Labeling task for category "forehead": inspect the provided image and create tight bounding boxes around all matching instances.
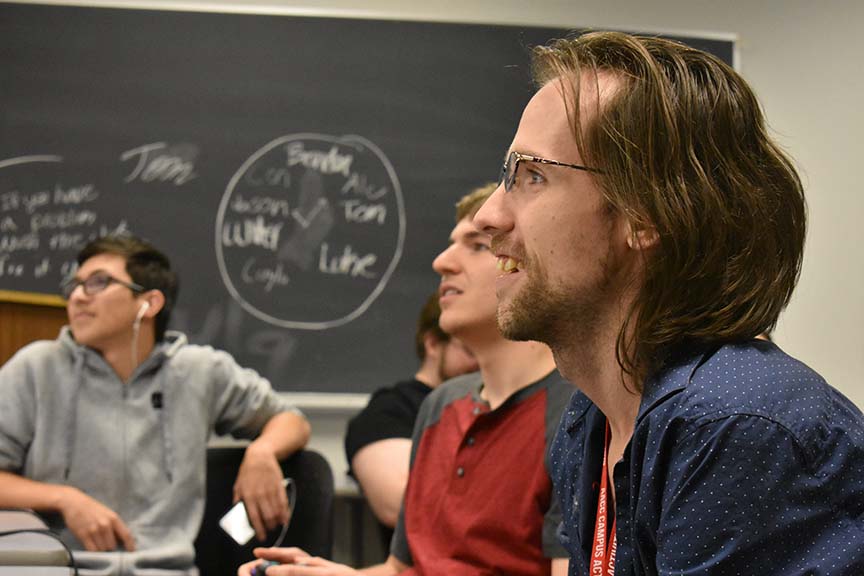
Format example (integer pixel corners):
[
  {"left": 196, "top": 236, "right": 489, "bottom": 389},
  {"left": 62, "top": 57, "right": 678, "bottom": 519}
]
[
  {"left": 512, "top": 73, "right": 613, "bottom": 160},
  {"left": 449, "top": 216, "right": 486, "bottom": 242},
  {"left": 77, "top": 253, "right": 129, "bottom": 278},
  {"left": 514, "top": 82, "right": 577, "bottom": 159}
]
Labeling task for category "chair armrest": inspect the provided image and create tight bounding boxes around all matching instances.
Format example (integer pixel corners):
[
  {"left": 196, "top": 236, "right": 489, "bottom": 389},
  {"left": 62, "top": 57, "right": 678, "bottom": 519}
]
[{"left": 0, "top": 509, "right": 71, "bottom": 567}]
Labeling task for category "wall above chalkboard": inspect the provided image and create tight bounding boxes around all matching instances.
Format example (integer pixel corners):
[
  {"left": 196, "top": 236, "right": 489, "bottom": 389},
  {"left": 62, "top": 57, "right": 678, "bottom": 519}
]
[{"left": 0, "top": 2, "right": 733, "bottom": 394}]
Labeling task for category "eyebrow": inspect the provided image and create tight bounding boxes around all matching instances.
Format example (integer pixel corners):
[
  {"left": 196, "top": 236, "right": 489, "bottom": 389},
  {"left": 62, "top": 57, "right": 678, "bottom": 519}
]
[
  {"left": 73, "top": 268, "right": 110, "bottom": 281},
  {"left": 458, "top": 230, "right": 490, "bottom": 243}
]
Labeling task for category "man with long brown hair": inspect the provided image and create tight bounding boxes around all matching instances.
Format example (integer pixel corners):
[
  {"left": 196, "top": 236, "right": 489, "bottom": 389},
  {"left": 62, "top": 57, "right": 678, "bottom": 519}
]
[
  {"left": 475, "top": 31, "right": 864, "bottom": 575},
  {"left": 240, "top": 184, "right": 571, "bottom": 575}
]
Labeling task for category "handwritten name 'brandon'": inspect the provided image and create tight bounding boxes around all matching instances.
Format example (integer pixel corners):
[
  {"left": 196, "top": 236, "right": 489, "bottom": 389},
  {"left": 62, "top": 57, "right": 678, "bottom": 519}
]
[{"left": 284, "top": 143, "right": 353, "bottom": 177}]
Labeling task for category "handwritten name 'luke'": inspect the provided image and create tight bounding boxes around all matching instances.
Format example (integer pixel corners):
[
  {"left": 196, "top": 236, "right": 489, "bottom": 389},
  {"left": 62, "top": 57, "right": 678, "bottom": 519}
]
[{"left": 319, "top": 242, "right": 376, "bottom": 278}]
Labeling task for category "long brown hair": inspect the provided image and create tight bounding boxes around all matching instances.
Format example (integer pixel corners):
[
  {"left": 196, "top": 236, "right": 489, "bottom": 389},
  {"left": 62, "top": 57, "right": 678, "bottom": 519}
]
[{"left": 532, "top": 32, "right": 806, "bottom": 386}]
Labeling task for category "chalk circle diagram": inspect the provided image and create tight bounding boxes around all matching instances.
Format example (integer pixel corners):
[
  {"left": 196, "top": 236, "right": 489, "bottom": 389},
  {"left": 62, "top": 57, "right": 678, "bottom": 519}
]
[{"left": 216, "top": 134, "right": 405, "bottom": 330}]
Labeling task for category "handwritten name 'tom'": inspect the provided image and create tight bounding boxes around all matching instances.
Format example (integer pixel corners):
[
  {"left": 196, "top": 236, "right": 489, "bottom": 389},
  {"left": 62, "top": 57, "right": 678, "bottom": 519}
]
[
  {"left": 341, "top": 200, "right": 386, "bottom": 225},
  {"left": 121, "top": 142, "right": 196, "bottom": 185}
]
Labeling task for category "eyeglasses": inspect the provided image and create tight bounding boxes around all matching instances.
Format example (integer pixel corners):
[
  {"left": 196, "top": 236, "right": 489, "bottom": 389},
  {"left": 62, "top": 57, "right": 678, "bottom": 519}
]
[
  {"left": 500, "top": 150, "right": 603, "bottom": 192},
  {"left": 60, "top": 273, "right": 144, "bottom": 300}
]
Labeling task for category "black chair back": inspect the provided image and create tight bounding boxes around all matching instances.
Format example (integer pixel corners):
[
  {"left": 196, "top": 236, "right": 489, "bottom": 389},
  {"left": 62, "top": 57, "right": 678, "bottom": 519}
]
[{"left": 194, "top": 448, "right": 334, "bottom": 576}]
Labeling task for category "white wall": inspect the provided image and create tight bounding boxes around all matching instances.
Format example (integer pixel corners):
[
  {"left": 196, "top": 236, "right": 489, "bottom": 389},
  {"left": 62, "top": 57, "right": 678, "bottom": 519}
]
[{"left": 15, "top": 0, "right": 864, "bottom": 478}]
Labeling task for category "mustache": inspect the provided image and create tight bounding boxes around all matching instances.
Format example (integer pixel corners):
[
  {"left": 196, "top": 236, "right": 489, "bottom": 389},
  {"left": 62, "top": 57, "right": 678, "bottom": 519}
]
[{"left": 491, "top": 238, "right": 529, "bottom": 265}]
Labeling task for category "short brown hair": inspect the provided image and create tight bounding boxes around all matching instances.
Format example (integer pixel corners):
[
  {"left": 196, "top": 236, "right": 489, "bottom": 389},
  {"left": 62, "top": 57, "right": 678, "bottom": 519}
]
[
  {"left": 456, "top": 182, "right": 498, "bottom": 222},
  {"left": 532, "top": 32, "right": 806, "bottom": 384},
  {"left": 415, "top": 292, "right": 448, "bottom": 360},
  {"left": 77, "top": 235, "right": 179, "bottom": 341}
]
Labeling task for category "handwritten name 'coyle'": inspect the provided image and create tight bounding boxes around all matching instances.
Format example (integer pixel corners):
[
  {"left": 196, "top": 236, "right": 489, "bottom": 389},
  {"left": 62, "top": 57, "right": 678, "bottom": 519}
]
[{"left": 285, "top": 143, "right": 353, "bottom": 177}]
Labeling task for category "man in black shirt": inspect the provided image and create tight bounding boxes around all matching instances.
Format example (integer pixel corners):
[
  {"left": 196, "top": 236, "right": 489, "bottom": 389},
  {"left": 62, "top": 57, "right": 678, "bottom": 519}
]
[{"left": 344, "top": 293, "right": 477, "bottom": 531}]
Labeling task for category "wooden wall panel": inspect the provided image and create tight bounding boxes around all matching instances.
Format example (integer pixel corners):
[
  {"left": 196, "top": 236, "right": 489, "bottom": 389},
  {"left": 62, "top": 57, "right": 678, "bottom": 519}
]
[{"left": 0, "top": 301, "right": 67, "bottom": 366}]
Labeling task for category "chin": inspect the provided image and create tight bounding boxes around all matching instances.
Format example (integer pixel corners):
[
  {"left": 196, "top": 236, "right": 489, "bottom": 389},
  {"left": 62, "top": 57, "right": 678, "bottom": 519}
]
[
  {"left": 496, "top": 304, "right": 550, "bottom": 344},
  {"left": 70, "top": 328, "right": 103, "bottom": 350}
]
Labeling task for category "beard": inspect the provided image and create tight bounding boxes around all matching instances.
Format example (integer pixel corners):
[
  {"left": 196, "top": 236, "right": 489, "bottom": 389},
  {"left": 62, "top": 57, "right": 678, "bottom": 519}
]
[{"left": 496, "top": 246, "right": 620, "bottom": 348}]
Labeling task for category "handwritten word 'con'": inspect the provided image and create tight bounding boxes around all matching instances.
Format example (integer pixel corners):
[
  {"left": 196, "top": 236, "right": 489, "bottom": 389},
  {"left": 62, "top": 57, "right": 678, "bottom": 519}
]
[
  {"left": 318, "top": 242, "right": 376, "bottom": 278},
  {"left": 285, "top": 143, "right": 353, "bottom": 177},
  {"left": 121, "top": 142, "right": 196, "bottom": 185},
  {"left": 222, "top": 217, "right": 284, "bottom": 251},
  {"left": 243, "top": 165, "right": 291, "bottom": 189}
]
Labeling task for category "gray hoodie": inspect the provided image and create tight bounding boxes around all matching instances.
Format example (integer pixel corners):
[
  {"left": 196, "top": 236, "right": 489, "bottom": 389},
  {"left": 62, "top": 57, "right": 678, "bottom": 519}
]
[{"left": 0, "top": 327, "right": 297, "bottom": 575}]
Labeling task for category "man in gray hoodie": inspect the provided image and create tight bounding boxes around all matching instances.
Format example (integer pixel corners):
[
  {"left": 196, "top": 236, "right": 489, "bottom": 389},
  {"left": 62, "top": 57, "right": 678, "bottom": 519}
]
[{"left": 0, "top": 235, "right": 311, "bottom": 575}]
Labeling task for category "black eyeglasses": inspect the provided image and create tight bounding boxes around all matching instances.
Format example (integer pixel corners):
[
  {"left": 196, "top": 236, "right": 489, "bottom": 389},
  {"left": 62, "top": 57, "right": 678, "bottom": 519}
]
[
  {"left": 500, "top": 150, "right": 603, "bottom": 192},
  {"left": 60, "top": 273, "right": 144, "bottom": 300}
]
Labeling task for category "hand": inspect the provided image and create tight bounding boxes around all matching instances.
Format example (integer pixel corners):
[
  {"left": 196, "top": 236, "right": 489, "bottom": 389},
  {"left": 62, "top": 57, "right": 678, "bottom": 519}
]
[
  {"left": 233, "top": 444, "right": 290, "bottom": 540},
  {"left": 57, "top": 486, "right": 135, "bottom": 552},
  {"left": 238, "top": 548, "right": 359, "bottom": 576}
]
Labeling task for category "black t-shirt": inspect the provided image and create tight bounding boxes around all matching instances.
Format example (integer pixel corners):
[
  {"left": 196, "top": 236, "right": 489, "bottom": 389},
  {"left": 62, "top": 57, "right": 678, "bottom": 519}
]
[{"left": 344, "top": 378, "right": 433, "bottom": 476}]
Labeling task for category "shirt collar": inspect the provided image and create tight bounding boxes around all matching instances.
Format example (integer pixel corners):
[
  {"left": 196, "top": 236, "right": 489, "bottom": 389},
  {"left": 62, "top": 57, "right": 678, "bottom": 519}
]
[
  {"left": 562, "top": 388, "right": 595, "bottom": 434},
  {"left": 636, "top": 345, "right": 719, "bottom": 425},
  {"left": 472, "top": 369, "right": 559, "bottom": 412}
]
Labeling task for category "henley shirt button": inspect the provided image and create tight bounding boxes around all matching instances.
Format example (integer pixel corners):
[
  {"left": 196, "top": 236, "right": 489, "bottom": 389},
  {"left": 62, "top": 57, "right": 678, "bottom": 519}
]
[
  {"left": 472, "top": 406, "right": 481, "bottom": 415},
  {"left": 466, "top": 436, "right": 475, "bottom": 446},
  {"left": 456, "top": 467, "right": 465, "bottom": 477}
]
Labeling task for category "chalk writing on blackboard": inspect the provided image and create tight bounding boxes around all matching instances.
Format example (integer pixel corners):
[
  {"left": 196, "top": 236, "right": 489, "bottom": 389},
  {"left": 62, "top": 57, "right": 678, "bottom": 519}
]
[
  {"left": 120, "top": 142, "right": 199, "bottom": 185},
  {"left": 215, "top": 134, "right": 405, "bottom": 330},
  {"left": 0, "top": 155, "right": 131, "bottom": 290}
]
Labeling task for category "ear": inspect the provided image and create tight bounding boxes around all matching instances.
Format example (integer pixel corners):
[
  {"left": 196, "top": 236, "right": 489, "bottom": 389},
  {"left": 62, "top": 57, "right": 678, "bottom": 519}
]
[
  {"left": 139, "top": 289, "right": 166, "bottom": 318},
  {"left": 625, "top": 221, "right": 659, "bottom": 251},
  {"left": 422, "top": 331, "right": 444, "bottom": 361}
]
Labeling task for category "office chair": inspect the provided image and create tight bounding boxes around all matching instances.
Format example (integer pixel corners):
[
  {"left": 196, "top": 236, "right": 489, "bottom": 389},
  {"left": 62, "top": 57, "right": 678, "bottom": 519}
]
[{"left": 194, "top": 448, "right": 334, "bottom": 576}]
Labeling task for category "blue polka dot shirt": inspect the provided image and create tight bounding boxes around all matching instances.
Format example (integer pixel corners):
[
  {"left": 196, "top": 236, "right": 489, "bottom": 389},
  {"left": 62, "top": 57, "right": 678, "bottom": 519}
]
[{"left": 549, "top": 340, "right": 864, "bottom": 575}]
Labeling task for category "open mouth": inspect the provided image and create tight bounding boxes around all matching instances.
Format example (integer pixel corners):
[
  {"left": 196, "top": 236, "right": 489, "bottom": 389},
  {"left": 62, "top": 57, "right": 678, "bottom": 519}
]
[
  {"left": 439, "top": 284, "right": 463, "bottom": 301},
  {"left": 496, "top": 257, "right": 521, "bottom": 274}
]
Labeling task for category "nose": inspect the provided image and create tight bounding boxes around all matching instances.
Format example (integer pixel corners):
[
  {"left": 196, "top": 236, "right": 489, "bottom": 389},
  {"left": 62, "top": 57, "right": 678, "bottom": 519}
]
[
  {"left": 67, "top": 283, "right": 88, "bottom": 302},
  {"left": 472, "top": 183, "right": 510, "bottom": 238},
  {"left": 432, "top": 243, "right": 460, "bottom": 277}
]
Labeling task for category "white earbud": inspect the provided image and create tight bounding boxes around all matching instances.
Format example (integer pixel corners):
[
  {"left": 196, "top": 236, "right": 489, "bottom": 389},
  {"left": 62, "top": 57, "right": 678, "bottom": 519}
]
[{"left": 136, "top": 301, "right": 150, "bottom": 322}]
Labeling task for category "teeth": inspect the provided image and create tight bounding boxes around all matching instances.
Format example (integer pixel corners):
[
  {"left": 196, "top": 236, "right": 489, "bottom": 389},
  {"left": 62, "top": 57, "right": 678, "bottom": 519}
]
[
  {"left": 442, "top": 288, "right": 460, "bottom": 296},
  {"left": 497, "top": 257, "right": 520, "bottom": 273}
]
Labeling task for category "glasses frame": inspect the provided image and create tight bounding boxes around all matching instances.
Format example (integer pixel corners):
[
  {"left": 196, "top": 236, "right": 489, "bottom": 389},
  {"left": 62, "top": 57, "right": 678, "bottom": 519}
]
[
  {"left": 60, "top": 273, "right": 145, "bottom": 300},
  {"left": 500, "top": 150, "right": 603, "bottom": 192}
]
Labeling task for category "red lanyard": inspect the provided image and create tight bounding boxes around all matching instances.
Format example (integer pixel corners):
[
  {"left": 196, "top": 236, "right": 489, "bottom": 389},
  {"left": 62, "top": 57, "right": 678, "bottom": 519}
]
[{"left": 591, "top": 422, "right": 617, "bottom": 576}]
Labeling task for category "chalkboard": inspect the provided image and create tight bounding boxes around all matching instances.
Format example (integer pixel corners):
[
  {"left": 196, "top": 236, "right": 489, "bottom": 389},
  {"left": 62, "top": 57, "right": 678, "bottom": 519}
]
[{"left": 0, "top": 2, "right": 733, "bottom": 393}]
